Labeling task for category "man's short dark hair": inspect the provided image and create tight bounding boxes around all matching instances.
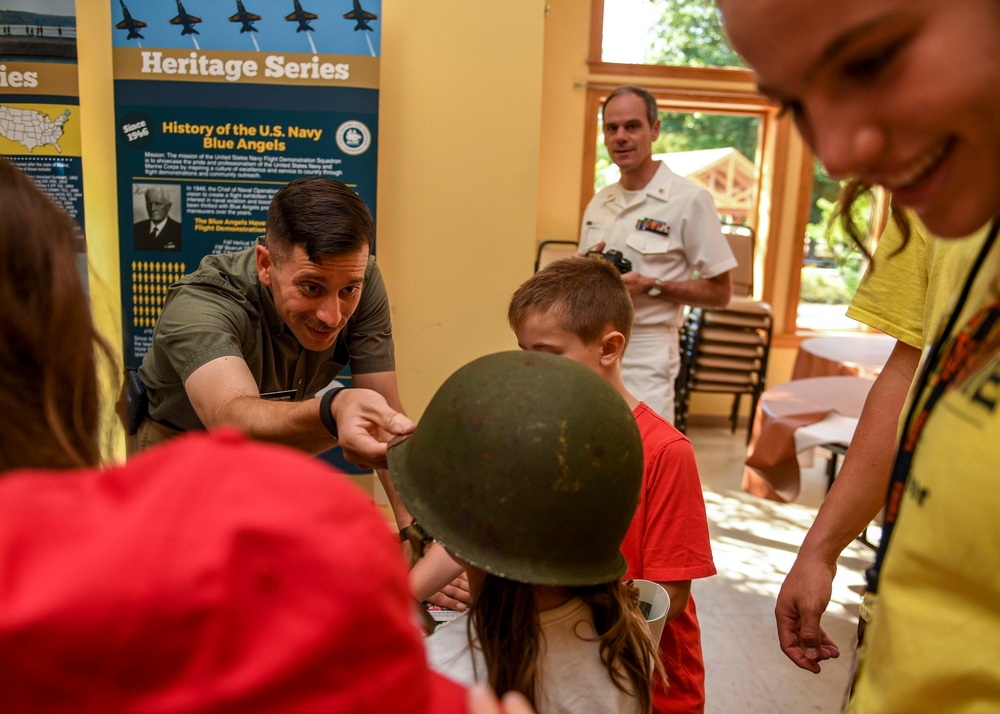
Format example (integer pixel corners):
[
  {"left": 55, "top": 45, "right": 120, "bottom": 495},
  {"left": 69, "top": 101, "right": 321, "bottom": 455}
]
[
  {"left": 602, "top": 85, "right": 659, "bottom": 127},
  {"left": 266, "top": 178, "right": 374, "bottom": 262}
]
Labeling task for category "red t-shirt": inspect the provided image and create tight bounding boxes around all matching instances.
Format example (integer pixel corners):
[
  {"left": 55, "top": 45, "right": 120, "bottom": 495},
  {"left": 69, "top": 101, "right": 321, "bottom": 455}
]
[{"left": 622, "top": 404, "right": 716, "bottom": 714}]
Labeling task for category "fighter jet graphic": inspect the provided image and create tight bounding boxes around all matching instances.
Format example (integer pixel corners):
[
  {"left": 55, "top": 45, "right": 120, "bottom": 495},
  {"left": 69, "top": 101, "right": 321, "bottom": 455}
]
[
  {"left": 170, "top": 0, "right": 202, "bottom": 36},
  {"left": 114, "top": 0, "right": 147, "bottom": 40},
  {"left": 343, "top": 0, "right": 377, "bottom": 31},
  {"left": 285, "top": 0, "right": 318, "bottom": 32},
  {"left": 229, "top": 0, "right": 262, "bottom": 33}
]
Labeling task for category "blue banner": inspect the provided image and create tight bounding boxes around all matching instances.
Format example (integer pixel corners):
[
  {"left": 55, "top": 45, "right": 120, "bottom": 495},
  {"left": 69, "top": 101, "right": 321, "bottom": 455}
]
[
  {"left": 111, "top": 0, "right": 382, "bottom": 473},
  {"left": 111, "top": 0, "right": 381, "bottom": 366},
  {"left": 0, "top": 2, "right": 86, "bottom": 280}
]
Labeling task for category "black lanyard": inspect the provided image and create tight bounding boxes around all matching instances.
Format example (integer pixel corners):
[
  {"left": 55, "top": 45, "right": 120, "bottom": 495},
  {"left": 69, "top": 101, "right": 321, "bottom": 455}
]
[{"left": 865, "top": 219, "right": 1000, "bottom": 595}]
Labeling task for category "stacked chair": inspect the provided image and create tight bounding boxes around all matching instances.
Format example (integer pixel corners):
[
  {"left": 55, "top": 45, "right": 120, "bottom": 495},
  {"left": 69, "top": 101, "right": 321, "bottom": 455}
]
[
  {"left": 534, "top": 240, "right": 579, "bottom": 272},
  {"left": 674, "top": 300, "right": 773, "bottom": 439},
  {"left": 674, "top": 224, "right": 772, "bottom": 440}
]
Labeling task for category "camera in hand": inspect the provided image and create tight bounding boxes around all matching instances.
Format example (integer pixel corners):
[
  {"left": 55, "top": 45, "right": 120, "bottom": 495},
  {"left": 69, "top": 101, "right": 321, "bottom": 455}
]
[{"left": 586, "top": 249, "right": 633, "bottom": 274}]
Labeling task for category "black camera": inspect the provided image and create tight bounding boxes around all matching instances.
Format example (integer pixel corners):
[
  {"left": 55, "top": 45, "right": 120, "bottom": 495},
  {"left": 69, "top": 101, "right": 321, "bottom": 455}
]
[{"left": 586, "top": 249, "right": 633, "bottom": 274}]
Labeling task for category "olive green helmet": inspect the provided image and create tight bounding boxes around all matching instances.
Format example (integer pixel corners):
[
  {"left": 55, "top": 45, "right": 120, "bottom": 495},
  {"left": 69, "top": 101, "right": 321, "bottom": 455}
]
[{"left": 388, "top": 351, "right": 643, "bottom": 587}]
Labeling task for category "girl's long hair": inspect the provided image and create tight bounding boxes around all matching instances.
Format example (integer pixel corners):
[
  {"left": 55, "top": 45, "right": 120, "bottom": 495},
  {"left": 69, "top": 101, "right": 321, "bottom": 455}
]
[
  {"left": 834, "top": 178, "right": 911, "bottom": 256},
  {"left": 470, "top": 574, "right": 665, "bottom": 714},
  {"left": 0, "top": 159, "right": 113, "bottom": 471}
]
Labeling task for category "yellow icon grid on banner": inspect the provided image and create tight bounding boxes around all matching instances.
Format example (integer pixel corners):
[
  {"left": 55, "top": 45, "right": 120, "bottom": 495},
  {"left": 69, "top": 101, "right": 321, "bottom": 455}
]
[{"left": 130, "top": 260, "right": 185, "bottom": 329}]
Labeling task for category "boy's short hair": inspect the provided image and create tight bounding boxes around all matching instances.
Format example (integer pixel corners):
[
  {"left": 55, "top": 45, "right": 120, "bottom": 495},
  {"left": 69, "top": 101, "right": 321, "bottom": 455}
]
[{"left": 508, "top": 257, "right": 633, "bottom": 345}]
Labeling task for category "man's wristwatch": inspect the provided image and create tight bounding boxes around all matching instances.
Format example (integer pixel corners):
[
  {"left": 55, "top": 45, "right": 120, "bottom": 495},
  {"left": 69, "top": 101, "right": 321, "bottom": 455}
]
[
  {"left": 647, "top": 278, "right": 663, "bottom": 297},
  {"left": 319, "top": 385, "right": 349, "bottom": 439}
]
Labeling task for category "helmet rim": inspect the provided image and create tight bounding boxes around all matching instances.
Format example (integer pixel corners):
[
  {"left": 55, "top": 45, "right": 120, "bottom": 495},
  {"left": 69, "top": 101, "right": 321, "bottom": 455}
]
[{"left": 388, "top": 351, "right": 642, "bottom": 587}]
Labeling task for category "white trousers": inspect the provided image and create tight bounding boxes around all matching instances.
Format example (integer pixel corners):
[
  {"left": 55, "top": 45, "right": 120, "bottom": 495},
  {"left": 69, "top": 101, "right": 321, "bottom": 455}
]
[{"left": 622, "top": 325, "right": 680, "bottom": 423}]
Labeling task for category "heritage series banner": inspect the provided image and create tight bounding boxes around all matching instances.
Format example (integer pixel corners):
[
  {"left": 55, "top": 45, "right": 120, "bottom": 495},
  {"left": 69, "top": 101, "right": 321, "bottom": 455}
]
[
  {"left": 110, "top": 0, "right": 381, "bottom": 367},
  {"left": 0, "top": 2, "right": 85, "bottom": 277}
]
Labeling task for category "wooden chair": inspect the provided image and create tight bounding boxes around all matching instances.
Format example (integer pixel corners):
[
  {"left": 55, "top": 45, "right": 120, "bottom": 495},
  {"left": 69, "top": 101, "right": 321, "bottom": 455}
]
[
  {"left": 674, "top": 299, "right": 773, "bottom": 441},
  {"left": 534, "top": 240, "right": 579, "bottom": 272},
  {"left": 721, "top": 223, "right": 756, "bottom": 299}
]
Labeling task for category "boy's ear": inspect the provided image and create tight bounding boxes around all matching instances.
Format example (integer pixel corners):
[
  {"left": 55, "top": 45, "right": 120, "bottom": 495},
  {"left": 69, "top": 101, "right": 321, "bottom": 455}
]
[{"left": 599, "top": 330, "right": 627, "bottom": 367}]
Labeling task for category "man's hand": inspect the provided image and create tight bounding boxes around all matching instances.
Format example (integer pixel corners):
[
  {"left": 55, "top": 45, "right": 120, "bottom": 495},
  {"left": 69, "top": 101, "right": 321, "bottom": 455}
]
[
  {"left": 584, "top": 245, "right": 662, "bottom": 298},
  {"left": 329, "top": 388, "right": 415, "bottom": 469},
  {"left": 425, "top": 574, "right": 471, "bottom": 611},
  {"left": 468, "top": 684, "right": 537, "bottom": 714},
  {"left": 620, "top": 270, "right": 656, "bottom": 297},
  {"left": 775, "top": 557, "right": 841, "bottom": 673}
]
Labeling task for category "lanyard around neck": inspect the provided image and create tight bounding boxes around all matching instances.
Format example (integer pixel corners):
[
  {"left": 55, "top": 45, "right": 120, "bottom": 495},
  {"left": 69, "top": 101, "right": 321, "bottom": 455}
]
[{"left": 865, "top": 219, "right": 1000, "bottom": 595}]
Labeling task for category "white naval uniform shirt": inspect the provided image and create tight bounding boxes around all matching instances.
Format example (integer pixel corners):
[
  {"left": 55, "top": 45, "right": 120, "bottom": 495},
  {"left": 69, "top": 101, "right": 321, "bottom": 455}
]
[{"left": 578, "top": 161, "right": 737, "bottom": 328}]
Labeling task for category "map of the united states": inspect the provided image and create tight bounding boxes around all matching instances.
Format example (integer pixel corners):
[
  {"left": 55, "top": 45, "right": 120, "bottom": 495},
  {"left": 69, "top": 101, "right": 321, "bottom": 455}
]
[{"left": 0, "top": 105, "right": 70, "bottom": 152}]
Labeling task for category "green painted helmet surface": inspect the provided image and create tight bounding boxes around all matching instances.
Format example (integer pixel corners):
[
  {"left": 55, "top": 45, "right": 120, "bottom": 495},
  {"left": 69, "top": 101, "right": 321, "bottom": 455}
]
[{"left": 388, "top": 351, "right": 643, "bottom": 586}]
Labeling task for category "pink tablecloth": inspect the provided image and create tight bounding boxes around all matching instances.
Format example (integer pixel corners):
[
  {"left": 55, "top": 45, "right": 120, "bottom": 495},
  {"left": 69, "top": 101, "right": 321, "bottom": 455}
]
[
  {"left": 791, "top": 334, "right": 895, "bottom": 381},
  {"left": 743, "top": 376, "right": 873, "bottom": 502}
]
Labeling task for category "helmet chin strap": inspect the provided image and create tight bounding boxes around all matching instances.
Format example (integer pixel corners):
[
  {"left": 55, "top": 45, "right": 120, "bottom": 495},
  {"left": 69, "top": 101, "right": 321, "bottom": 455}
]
[
  {"left": 386, "top": 350, "right": 644, "bottom": 588},
  {"left": 399, "top": 521, "right": 433, "bottom": 569}
]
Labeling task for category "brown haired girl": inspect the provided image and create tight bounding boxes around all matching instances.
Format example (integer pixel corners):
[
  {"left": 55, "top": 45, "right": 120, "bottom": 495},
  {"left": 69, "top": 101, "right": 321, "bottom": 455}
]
[
  {"left": 0, "top": 158, "right": 112, "bottom": 471},
  {"left": 389, "top": 351, "right": 664, "bottom": 714},
  {"left": 718, "top": 0, "right": 1000, "bottom": 711}
]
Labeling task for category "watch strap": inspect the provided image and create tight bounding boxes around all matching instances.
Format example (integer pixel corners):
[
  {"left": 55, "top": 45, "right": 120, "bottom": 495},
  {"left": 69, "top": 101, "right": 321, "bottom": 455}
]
[{"left": 319, "top": 385, "right": 348, "bottom": 439}]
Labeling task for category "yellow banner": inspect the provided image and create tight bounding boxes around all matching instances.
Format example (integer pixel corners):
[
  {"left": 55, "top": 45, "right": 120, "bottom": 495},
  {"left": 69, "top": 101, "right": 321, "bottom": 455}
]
[
  {"left": 0, "top": 62, "right": 79, "bottom": 96},
  {"left": 112, "top": 48, "right": 379, "bottom": 89}
]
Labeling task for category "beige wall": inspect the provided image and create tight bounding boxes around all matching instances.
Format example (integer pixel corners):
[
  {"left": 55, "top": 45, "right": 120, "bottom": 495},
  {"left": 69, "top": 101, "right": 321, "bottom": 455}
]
[
  {"left": 376, "top": 1, "right": 545, "bottom": 414},
  {"left": 78, "top": 2, "right": 124, "bottom": 457},
  {"left": 536, "top": 1, "right": 591, "bottom": 246},
  {"left": 79, "top": 0, "right": 801, "bottom": 439}
]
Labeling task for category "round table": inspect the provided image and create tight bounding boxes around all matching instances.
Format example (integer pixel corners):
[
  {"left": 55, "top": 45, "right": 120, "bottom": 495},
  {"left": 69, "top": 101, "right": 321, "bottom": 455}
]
[
  {"left": 743, "top": 376, "right": 874, "bottom": 502},
  {"left": 791, "top": 334, "right": 896, "bottom": 381}
]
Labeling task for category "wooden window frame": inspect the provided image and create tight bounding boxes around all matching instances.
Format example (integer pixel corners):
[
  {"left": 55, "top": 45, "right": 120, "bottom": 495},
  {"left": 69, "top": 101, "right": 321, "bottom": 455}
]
[
  {"left": 581, "top": 86, "right": 805, "bottom": 315},
  {"left": 588, "top": 0, "right": 754, "bottom": 81},
  {"left": 782, "top": 177, "right": 892, "bottom": 341},
  {"left": 586, "top": 0, "right": 826, "bottom": 341}
]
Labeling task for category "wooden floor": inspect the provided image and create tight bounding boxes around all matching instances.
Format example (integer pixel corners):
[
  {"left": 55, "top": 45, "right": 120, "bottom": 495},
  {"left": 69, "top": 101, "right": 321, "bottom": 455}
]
[{"left": 688, "top": 424, "right": 873, "bottom": 714}]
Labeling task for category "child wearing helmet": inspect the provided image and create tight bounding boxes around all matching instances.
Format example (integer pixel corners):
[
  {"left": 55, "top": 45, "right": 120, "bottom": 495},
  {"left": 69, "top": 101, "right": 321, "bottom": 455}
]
[
  {"left": 508, "top": 257, "right": 717, "bottom": 714},
  {"left": 388, "top": 351, "right": 664, "bottom": 714}
]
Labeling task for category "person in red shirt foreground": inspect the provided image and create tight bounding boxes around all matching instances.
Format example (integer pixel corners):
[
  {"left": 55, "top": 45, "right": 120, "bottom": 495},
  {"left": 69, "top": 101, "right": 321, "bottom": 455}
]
[{"left": 0, "top": 157, "right": 532, "bottom": 714}]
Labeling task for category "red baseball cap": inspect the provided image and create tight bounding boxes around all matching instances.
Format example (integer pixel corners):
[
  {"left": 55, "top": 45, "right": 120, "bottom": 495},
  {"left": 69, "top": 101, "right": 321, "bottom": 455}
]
[{"left": 0, "top": 430, "right": 466, "bottom": 713}]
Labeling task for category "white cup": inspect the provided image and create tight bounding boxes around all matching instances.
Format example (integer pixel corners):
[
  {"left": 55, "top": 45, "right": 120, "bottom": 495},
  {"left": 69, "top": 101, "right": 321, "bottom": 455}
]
[{"left": 632, "top": 579, "right": 670, "bottom": 645}]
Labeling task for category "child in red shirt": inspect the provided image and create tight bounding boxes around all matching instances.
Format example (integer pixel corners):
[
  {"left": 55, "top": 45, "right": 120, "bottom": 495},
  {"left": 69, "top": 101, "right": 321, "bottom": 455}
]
[{"left": 508, "top": 256, "right": 717, "bottom": 713}]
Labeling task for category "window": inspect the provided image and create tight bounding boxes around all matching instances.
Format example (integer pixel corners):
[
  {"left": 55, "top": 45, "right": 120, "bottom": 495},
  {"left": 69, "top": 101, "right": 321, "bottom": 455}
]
[
  {"left": 594, "top": 110, "right": 761, "bottom": 229},
  {"left": 797, "top": 162, "right": 869, "bottom": 331},
  {"left": 581, "top": 86, "right": 776, "bottom": 301},
  {"left": 587, "top": 0, "right": 827, "bottom": 337},
  {"left": 600, "top": 0, "right": 745, "bottom": 69}
]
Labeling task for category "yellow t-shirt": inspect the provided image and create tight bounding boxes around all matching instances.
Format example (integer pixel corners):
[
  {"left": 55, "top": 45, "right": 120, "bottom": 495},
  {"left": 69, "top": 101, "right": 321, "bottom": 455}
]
[
  {"left": 847, "top": 215, "right": 989, "bottom": 349},
  {"left": 848, "top": 225, "right": 1000, "bottom": 714}
]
